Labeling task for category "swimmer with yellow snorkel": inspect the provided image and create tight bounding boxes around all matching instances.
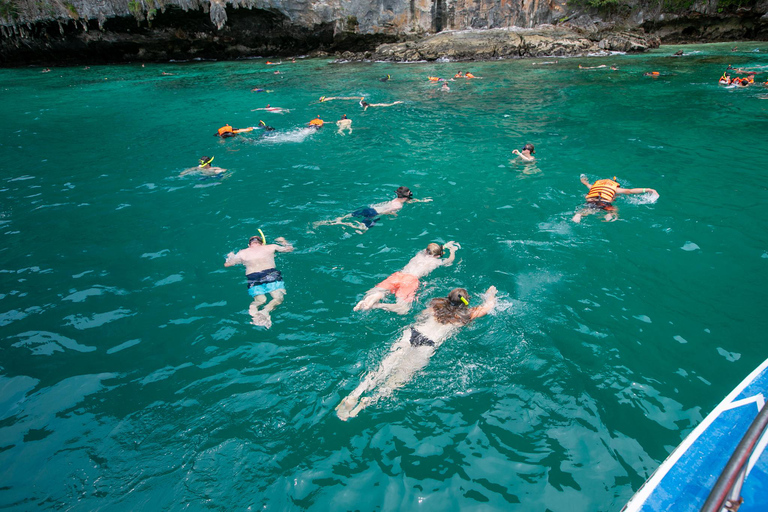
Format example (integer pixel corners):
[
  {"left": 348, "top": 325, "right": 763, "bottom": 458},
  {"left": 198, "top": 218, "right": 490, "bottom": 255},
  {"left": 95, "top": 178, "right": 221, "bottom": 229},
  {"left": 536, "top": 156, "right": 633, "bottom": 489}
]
[
  {"left": 179, "top": 156, "right": 227, "bottom": 177},
  {"left": 224, "top": 230, "right": 294, "bottom": 328}
]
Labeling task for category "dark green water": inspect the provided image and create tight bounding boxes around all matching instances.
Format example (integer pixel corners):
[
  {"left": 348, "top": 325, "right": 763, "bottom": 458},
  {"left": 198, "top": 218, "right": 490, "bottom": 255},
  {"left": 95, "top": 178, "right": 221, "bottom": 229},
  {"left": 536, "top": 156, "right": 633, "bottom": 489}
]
[{"left": 1, "top": 42, "right": 768, "bottom": 511}]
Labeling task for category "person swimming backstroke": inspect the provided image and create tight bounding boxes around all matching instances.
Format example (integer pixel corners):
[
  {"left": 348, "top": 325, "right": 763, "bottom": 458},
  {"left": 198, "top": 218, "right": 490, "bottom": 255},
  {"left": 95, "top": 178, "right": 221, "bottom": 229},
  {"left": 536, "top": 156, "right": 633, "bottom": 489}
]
[
  {"left": 354, "top": 241, "right": 460, "bottom": 314},
  {"left": 313, "top": 186, "right": 432, "bottom": 232},
  {"left": 336, "top": 286, "right": 498, "bottom": 421}
]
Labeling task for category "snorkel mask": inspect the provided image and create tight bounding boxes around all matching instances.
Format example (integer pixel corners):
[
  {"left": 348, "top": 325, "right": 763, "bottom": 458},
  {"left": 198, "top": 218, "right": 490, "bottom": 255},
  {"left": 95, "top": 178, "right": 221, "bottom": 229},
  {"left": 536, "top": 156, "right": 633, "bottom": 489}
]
[{"left": 199, "top": 156, "right": 215, "bottom": 167}]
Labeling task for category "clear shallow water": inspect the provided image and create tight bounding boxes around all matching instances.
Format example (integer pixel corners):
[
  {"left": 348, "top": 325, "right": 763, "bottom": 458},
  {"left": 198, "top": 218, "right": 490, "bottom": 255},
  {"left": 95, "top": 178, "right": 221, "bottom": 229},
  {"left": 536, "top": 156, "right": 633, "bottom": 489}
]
[{"left": 1, "top": 42, "right": 768, "bottom": 510}]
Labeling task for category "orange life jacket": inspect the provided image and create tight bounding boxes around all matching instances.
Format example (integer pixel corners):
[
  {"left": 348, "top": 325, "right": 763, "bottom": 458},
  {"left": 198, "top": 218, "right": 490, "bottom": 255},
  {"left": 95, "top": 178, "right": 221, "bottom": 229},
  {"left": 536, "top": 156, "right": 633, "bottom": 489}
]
[
  {"left": 466, "top": 73, "right": 475, "bottom": 78},
  {"left": 586, "top": 179, "right": 620, "bottom": 203},
  {"left": 428, "top": 76, "right": 440, "bottom": 82},
  {"left": 309, "top": 118, "right": 323, "bottom": 126},
  {"left": 218, "top": 125, "right": 234, "bottom": 136}
]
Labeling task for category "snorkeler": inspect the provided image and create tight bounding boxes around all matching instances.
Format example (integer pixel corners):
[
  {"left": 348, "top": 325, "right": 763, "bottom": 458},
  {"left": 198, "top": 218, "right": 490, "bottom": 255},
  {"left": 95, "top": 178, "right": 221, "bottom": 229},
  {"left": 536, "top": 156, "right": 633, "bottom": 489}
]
[
  {"left": 258, "top": 120, "right": 275, "bottom": 131},
  {"left": 215, "top": 124, "right": 257, "bottom": 138},
  {"left": 572, "top": 174, "right": 658, "bottom": 223},
  {"left": 179, "top": 156, "right": 227, "bottom": 177},
  {"left": 380, "top": 74, "right": 391, "bottom": 82},
  {"left": 224, "top": 232, "right": 294, "bottom": 328},
  {"left": 319, "top": 96, "right": 364, "bottom": 103},
  {"left": 336, "top": 286, "right": 497, "bottom": 420},
  {"left": 512, "top": 143, "right": 536, "bottom": 162},
  {"left": 579, "top": 64, "right": 607, "bottom": 69},
  {"left": 354, "top": 242, "right": 460, "bottom": 314},
  {"left": 359, "top": 98, "right": 403, "bottom": 111},
  {"left": 251, "top": 104, "right": 290, "bottom": 113},
  {"left": 336, "top": 114, "right": 352, "bottom": 135},
  {"left": 313, "top": 186, "right": 432, "bottom": 232}
]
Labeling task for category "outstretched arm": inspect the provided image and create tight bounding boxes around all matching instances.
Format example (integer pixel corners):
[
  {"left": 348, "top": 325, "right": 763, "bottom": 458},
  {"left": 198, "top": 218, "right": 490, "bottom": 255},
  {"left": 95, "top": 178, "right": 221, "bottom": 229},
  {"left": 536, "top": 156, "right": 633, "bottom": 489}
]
[
  {"left": 442, "top": 241, "right": 461, "bottom": 266},
  {"left": 512, "top": 149, "right": 535, "bottom": 161},
  {"left": 469, "top": 286, "right": 497, "bottom": 320},
  {"left": 273, "top": 237, "right": 294, "bottom": 253},
  {"left": 224, "top": 251, "right": 243, "bottom": 267},
  {"left": 410, "top": 198, "right": 433, "bottom": 203},
  {"left": 579, "top": 174, "right": 593, "bottom": 189},
  {"left": 617, "top": 187, "right": 657, "bottom": 195}
]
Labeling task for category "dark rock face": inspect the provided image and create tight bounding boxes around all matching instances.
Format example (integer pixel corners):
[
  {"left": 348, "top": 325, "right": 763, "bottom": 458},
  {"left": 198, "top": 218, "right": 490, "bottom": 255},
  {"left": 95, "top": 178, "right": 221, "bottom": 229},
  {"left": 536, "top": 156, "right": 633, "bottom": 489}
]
[{"left": 0, "top": 0, "right": 765, "bottom": 66}]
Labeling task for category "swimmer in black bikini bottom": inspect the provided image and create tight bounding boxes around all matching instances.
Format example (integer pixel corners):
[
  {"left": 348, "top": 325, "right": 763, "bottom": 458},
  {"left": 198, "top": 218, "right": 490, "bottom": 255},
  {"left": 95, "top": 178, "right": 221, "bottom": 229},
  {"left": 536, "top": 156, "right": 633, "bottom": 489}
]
[{"left": 409, "top": 328, "right": 435, "bottom": 347}]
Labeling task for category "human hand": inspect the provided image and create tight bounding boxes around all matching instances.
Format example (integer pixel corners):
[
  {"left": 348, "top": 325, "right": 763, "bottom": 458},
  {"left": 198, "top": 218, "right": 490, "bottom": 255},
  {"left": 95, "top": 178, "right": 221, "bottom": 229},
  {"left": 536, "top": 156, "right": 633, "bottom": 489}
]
[
  {"left": 647, "top": 188, "right": 658, "bottom": 195},
  {"left": 275, "top": 237, "right": 287, "bottom": 243},
  {"left": 485, "top": 285, "right": 498, "bottom": 298},
  {"left": 421, "top": 198, "right": 433, "bottom": 203},
  {"left": 444, "top": 241, "right": 461, "bottom": 251},
  {"left": 512, "top": 149, "right": 520, "bottom": 155}
]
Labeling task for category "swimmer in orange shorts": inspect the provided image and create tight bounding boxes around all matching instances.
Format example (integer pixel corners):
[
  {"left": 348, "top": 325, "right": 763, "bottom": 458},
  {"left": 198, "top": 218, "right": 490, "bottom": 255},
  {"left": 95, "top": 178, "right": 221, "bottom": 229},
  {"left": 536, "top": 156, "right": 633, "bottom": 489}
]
[{"left": 354, "top": 242, "right": 460, "bottom": 314}]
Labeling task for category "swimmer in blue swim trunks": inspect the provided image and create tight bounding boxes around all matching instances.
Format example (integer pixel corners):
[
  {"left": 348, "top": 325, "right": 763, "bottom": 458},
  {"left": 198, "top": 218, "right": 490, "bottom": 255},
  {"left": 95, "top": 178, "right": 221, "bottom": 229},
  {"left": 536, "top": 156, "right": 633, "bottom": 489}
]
[
  {"left": 224, "top": 232, "right": 294, "bottom": 328},
  {"left": 313, "top": 186, "right": 432, "bottom": 232}
]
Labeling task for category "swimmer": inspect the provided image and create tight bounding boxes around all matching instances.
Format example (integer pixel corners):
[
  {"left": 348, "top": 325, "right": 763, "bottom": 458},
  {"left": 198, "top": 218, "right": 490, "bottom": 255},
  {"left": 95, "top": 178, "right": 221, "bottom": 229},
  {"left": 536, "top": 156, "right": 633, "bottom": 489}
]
[
  {"left": 224, "top": 232, "right": 294, "bottom": 328},
  {"left": 336, "top": 286, "right": 498, "bottom": 420},
  {"left": 360, "top": 98, "right": 403, "bottom": 111},
  {"left": 215, "top": 124, "right": 257, "bottom": 138},
  {"left": 179, "top": 156, "right": 227, "bottom": 177},
  {"left": 672, "top": 50, "right": 684, "bottom": 56},
  {"left": 579, "top": 64, "right": 607, "bottom": 69},
  {"left": 454, "top": 71, "right": 464, "bottom": 78},
  {"left": 308, "top": 116, "right": 324, "bottom": 129},
  {"left": 258, "top": 120, "right": 275, "bottom": 131},
  {"left": 643, "top": 71, "right": 661, "bottom": 77},
  {"left": 572, "top": 174, "right": 658, "bottom": 223},
  {"left": 313, "top": 186, "right": 432, "bottom": 232},
  {"left": 250, "top": 88, "right": 273, "bottom": 93},
  {"left": 251, "top": 104, "right": 290, "bottom": 113},
  {"left": 380, "top": 74, "right": 392, "bottom": 82},
  {"left": 512, "top": 143, "right": 536, "bottom": 162},
  {"left": 465, "top": 72, "right": 477, "bottom": 78},
  {"left": 336, "top": 114, "right": 352, "bottom": 135},
  {"left": 266, "top": 61, "right": 282, "bottom": 65},
  {"left": 441, "top": 83, "right": 450, "bottom": 92},
  {"left": 354, "top": 242, "right": 460, "bottom": 314},
  {"left": 319, "top": 96, "right": 364, "bottom": 103},
  {"left": 532, "top": 61, "right": 558, "bottom": 65}
]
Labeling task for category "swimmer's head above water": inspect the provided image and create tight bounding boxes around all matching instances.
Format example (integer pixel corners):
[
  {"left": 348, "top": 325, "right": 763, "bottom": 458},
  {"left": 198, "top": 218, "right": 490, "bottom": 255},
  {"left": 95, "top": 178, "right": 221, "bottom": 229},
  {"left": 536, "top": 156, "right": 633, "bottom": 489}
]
[
  {"left": 449, "top": 288, "right": 470, "bottom": 306},
  {"left": 426, "top": 243, "right": 444, "bottom": 257},
  {"left": 248, "top": 230, "right": 266, "bottom": 246},
  {"left": 522, "top": 143, "right": 535, "bottom": 154},
  {"left": 396, "top": 186, "right": 413, "bottom": 200},
  {"left": 199, "top": 156, "right": 214, "bottom": 168}
]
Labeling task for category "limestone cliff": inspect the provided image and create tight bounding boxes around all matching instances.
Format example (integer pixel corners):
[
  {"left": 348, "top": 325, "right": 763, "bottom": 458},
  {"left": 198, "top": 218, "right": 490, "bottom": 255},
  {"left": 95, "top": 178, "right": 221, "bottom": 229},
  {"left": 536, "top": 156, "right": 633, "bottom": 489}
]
[{"left": 0, "top": 0, "right": 766, "bottom": 64}]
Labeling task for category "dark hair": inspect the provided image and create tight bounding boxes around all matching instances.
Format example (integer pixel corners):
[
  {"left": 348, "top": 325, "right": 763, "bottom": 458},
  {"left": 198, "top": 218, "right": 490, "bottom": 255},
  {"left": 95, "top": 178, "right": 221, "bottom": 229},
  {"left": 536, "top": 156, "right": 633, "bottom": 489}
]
[
  {"left": 430, "top": 288, "right": 471, "bottom": 325},
  {"left": 523, "top": 143, "right": 535, "bottom": 154},
  {"left": 396, "top": 186, "right": 413, "bottom": 199},
  {"left": 426, "top": 243, "right": 443, "bottom": 257}
]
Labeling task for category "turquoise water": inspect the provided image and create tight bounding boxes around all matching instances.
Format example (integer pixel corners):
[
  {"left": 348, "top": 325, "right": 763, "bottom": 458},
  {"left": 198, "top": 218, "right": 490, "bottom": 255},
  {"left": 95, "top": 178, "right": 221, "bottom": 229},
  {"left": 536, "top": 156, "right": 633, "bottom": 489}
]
[{"left": 1, "top": 42, "right": 768, "bottom": 510}]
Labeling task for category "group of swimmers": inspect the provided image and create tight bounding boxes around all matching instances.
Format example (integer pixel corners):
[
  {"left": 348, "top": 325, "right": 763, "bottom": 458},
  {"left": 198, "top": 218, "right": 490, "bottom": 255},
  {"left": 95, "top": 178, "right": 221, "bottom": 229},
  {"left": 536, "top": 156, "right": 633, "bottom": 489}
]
[{"left": 221, "top": 157, "right": 658, "bottom": 418}]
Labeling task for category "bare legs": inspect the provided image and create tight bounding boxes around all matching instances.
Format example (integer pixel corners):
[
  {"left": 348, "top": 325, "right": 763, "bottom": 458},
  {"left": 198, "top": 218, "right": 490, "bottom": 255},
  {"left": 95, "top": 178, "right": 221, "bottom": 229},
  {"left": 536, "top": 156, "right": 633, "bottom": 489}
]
[
  {"left": 313, "top": 217, "right": 368, "bottom": 231},
  {"left": 354, "top": 288, "right": 410, "bottom": 314},
  {"left": 572, "top": 208, "right": 617, "bottom": 223},
  {"left": 249, "top": 289, "right": 286, "bottom": 328}
]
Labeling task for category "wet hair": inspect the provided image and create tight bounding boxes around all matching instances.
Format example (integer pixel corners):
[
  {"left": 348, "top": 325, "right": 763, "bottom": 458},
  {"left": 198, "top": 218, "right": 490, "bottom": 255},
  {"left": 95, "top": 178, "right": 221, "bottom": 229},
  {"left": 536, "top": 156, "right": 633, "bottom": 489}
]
[
  {"left": 430, "top": 288, "right": 472, "bottom": 325},
  {"left": 248, "top": 235, "right": 264, "bottom": 245},
  {"left": 396, "top": 186, "right": 413, "bottom": 199},
  {"left": 522, "top": 143, "right": 535, "bottom": 154},
  {"left": 426, "top": 243, "right": 444, "bottom": 257},
  {"left": 199, "top": 156, "right": 213, "bottom": 166}
]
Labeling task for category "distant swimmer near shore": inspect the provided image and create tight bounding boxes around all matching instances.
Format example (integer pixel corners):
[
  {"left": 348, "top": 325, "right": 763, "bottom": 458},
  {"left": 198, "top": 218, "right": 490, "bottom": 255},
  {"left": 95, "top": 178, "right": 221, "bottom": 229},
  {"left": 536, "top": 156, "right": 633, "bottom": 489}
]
[
  {"left": 579, "top": 64, "right": 607, "bottom": 70},
  {"left": 572, "top": 174, "right": 658, "bottom": 223},
  {"left": 354, "top": 242, "right": 460, "bottom": 314},
  {"left": 336, "top": 286, "right": 497, "bottom": 421},
  {"left": 252, "top": 104, "right": 290, "bottom": 113},
  {"left": 319, "top": 96, "right": 364, "bottom": 103},
  {"left": 360, "top": 98, "right": 403, "bottom": 111},
  {"left": 224, "top": 232, "right": 294, "bottom": 328},
  {"left": 179, "top": 156, "right": 226, "bottom": 177},
  {"left": 336, "top": 114, "right": 352, "bottom": 135},
  {"left": 313, "top": 186, "right": 431, "bottom": 232}
]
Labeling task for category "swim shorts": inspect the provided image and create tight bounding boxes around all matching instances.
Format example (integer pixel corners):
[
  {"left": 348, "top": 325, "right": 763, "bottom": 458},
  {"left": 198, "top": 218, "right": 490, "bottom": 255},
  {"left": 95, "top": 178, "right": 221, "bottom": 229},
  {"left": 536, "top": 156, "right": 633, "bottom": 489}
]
[
  {"left": 352, "top": 207, "right": 380, "bottom": 228},
  {"left": 409, "top": 328, "right": 435, "bottom": 347},
  {"left": 586, "top": 201, "right": 616, "bottom": 212},
  {"left": 246, "top": 268, "right": 286, "bottom": 297},
  {"left": 375, "top": 272, "right": 420, "bottom": 302}
]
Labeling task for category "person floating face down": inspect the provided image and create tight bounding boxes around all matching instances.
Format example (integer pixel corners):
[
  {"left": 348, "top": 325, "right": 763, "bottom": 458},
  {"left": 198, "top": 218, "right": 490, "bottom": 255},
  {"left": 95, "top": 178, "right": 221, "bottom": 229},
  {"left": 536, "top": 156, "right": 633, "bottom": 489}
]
[
  {"left": 313, "top": 186, "right": 432, "bottom": 232},
  {"left": 512, "top": 143, "right": 535, "bottom": 161},
  {"left": 354, "top": 241, "right": 461, "bottom": 315},
  {"left": 336, "top": 285, "right": 498, "bottom": 421},
  {"left": 572, "top": 175, "right": 658, "bottom": 223},
  {"left": 215, "top": 124, "right": 257, "bottom": 138},
  {"left": 336, "top": 114, "right": 352, "bottom": 135},
  {"left": 224, "top": 232, "right": 295, "bottom": 328}
]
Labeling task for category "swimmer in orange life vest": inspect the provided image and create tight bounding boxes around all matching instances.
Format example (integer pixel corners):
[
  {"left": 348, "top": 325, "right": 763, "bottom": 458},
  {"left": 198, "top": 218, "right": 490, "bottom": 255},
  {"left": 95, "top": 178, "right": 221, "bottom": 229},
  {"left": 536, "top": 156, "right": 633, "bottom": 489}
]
[
  {"left": 512, "top": 143, "right": 536, "bottom": 162},
  {"left": 215, "top": 124, "right": 257, "bottom": 138},
  {"left": 572, "top": 175, "right": 658, "bottom": 223},
  {"left": 354, "top": 242, "right": 460, "bottom": 314},
  {"left": 308, "top": 116, "right": 324, "bottom": 128},
  {"left": 454, "top": 72, "right": 464, "bottom": 78}
]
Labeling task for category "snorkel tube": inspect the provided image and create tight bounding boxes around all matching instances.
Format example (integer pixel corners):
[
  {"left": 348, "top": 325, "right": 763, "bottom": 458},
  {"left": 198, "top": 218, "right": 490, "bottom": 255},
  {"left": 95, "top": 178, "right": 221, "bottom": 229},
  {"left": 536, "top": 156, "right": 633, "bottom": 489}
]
[
  {"left": 459, "top": 295, "right": 470, "bottom": 306},
  {"left": 258, "top": 229, "right": 266, "bottom": 245},
  {"left": 199, "top": 156, "right": 215, "bottom": 168}
]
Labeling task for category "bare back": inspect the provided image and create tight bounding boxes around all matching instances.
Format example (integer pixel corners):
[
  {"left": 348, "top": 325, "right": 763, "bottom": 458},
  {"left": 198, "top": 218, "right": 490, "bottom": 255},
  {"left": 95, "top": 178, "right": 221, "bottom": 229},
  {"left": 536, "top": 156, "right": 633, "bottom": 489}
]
[
  {"left": 226, "top": 245, "right": 279, "bottom": 274},
  {"left": 400, "top": 252, "right": 444, "bottom": 278},
  {"left": 371, "top": 198, "right": 405, "bottom": 215}
]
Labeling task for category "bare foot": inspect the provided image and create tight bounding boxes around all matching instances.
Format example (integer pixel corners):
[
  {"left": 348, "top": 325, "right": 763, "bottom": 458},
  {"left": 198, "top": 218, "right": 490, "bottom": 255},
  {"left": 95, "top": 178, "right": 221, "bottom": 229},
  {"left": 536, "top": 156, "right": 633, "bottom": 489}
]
[{"left": 251, "top": 312, "right": 272, "bottom": 328}]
